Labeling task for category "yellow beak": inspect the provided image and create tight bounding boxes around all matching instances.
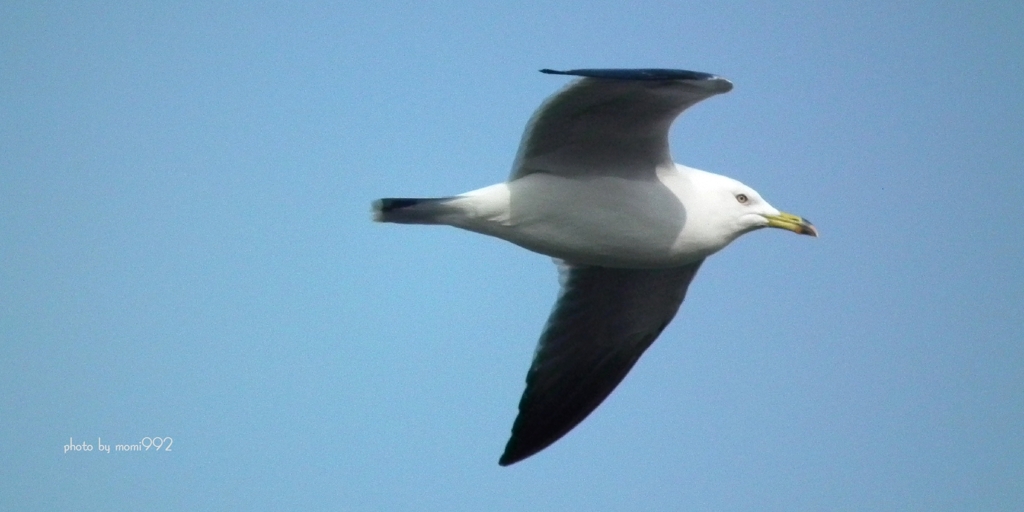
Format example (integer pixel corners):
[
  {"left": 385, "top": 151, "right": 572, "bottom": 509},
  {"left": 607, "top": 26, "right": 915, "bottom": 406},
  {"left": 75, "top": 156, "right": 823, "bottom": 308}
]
[{"left": 763, "top": 212, "right": 818, "bottom": 237}]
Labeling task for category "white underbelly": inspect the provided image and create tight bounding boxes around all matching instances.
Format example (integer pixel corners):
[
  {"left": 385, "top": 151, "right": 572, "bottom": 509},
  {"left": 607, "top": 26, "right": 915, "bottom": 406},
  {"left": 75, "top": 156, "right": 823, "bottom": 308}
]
[{"left": 486, "top": 173, "right": 707, "bottom": 267}]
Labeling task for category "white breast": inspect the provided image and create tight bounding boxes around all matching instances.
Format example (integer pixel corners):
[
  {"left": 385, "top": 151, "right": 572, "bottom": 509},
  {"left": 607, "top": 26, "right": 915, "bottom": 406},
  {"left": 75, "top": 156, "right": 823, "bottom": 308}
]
[{"left": 445, "top": 168, "right": 725, "bottom": 268}]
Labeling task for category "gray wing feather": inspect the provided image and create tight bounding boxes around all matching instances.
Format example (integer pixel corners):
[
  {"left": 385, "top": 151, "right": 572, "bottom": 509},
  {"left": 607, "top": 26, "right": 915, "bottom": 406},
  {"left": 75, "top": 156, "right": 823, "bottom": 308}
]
[
  {"left": 499, "top": 260, "right": 704, "bottom": 465},
  {"left": 510, "top": 68, "right": 732, "bottom": 180}
]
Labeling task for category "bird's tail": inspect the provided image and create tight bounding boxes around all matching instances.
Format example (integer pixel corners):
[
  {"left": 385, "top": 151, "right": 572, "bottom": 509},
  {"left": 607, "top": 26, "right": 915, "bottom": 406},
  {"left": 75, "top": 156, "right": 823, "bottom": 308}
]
[{"left": 371, "top": 197, "right": 458, "bottom": 224}]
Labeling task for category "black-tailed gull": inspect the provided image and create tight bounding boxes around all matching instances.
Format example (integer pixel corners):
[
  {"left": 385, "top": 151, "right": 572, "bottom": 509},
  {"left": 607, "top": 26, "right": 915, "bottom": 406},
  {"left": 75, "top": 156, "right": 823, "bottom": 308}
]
[{"left": 372, "top": 68, "right": 817, "bottom": 466}]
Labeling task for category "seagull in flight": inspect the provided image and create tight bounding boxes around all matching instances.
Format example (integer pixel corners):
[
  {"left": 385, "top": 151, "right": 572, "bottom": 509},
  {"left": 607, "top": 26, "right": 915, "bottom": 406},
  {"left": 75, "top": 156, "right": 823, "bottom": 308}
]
[{"left": 372, "top": 68, "right": 817, "bottom": 466}]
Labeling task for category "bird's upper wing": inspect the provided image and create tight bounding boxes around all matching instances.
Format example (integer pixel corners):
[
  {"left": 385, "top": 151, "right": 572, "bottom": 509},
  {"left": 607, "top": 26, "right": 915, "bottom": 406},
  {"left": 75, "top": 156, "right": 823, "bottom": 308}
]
[
  {"left": 509, "top": 68, "right": 732, "bottom": 180},
  {"left": 499, "top": 260, "right": 704, "bottom": 466}
]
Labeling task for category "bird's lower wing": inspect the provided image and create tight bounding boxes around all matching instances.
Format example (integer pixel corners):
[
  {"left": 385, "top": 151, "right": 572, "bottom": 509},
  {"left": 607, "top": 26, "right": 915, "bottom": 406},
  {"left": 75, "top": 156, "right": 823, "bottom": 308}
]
[{"left": 499, "top": 260, "right": 704, "bottom": 466}]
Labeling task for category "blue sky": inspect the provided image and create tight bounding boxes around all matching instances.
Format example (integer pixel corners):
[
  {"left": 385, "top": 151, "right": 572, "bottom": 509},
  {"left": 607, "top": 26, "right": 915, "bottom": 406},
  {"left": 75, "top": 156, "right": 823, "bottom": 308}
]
[{"left": 2, "top": 1, "right": 1022, "bottom": 510}]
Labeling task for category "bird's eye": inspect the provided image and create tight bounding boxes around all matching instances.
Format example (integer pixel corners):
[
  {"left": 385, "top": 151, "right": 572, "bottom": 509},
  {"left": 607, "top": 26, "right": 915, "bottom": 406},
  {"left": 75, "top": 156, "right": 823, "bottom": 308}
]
[{"left": 735, "top": 193, "right": 748, "bottom": 204}]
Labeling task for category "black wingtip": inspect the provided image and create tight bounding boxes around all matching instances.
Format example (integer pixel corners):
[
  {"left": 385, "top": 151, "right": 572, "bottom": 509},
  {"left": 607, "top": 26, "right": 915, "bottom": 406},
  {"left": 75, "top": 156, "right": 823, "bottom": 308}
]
[
  {"left": 498, "top": 437, "right": 532, "bottom": 467},
  {"left": 540, "top": 67, "right": 723, "bottom": 82},
  {"left": 498, "top": 435, "right": 519, "bottom": 466}
]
